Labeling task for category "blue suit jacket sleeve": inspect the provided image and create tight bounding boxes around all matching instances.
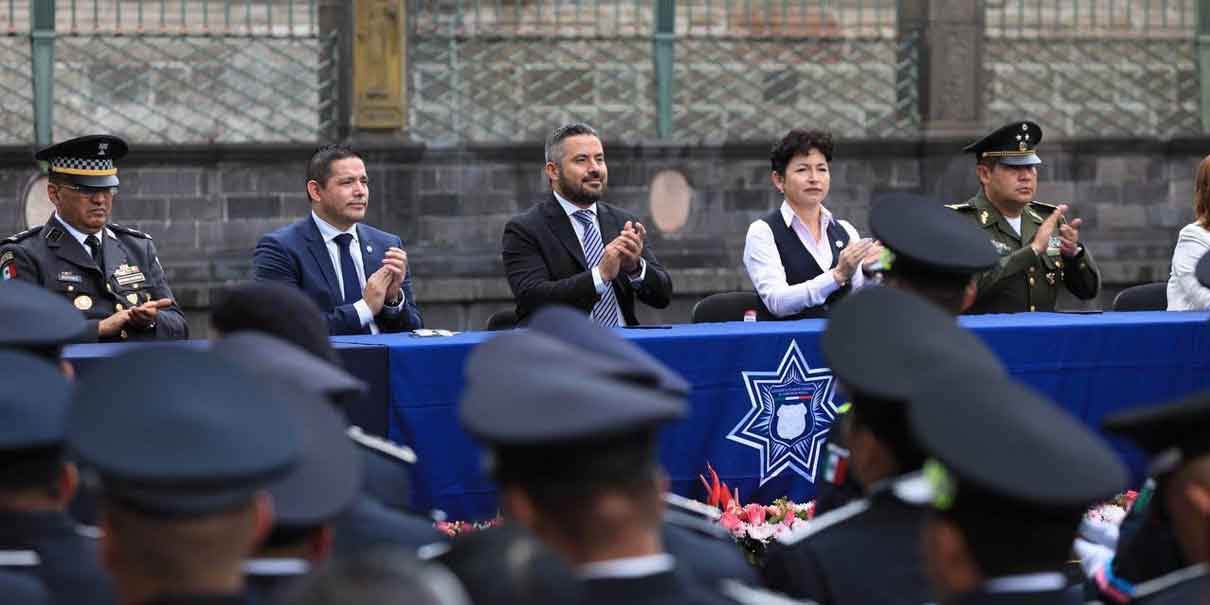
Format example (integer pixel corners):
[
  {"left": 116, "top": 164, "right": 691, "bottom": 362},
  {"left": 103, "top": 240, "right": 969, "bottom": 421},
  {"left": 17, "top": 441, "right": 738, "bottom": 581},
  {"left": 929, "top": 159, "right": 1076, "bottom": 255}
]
[
  {"left": 251, "top": 231, "right": 365, "bottom": 335},
  {"left": 375, "top": 234, "right": 424, "bottom": 333}
]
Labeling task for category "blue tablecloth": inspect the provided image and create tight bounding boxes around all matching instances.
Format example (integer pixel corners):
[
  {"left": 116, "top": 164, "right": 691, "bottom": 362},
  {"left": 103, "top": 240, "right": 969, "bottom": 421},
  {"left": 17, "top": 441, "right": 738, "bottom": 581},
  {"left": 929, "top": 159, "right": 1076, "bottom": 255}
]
[{"left": 334, "top": 311, "right": 1210, "bottom": 520}]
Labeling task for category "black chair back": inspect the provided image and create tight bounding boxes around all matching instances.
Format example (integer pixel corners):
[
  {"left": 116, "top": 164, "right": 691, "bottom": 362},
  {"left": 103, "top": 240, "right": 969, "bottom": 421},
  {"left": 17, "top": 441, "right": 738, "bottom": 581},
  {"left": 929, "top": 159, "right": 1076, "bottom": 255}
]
[
  {"left": 690, "top": 292, "right": 776, "bottom": 323},
  {"left": 486, "top": 309, "right": 518, "bottom": 331},
  {"left": 1111, "top": 282, "right": 1167, "bottom": 311}
]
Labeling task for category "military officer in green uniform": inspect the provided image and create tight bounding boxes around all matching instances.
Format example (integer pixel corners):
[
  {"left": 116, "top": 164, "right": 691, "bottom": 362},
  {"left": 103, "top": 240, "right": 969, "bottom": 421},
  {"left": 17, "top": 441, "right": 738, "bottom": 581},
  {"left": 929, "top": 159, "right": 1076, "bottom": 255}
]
[
  {"left": 0, "top": 135, "right": 188, "bottom": 342},
  {"left": 948, "top": 121, "right": 1100, "bottom": 313}
]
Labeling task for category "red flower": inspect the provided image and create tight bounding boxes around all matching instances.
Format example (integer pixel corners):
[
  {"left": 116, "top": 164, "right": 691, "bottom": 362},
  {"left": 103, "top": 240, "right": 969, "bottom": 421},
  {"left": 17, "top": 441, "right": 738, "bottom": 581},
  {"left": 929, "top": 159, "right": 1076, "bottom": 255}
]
[{"left": 743, "top": 503, "right": 766, "bottom": 525}]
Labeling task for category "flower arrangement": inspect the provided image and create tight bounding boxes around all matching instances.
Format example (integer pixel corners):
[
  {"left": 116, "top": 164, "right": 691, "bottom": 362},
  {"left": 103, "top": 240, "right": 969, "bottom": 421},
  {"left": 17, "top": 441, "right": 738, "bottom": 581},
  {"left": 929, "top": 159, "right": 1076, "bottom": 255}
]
[
  {"left": 699, "top": 463, "right": 814, "bottom": 565},
  {"left": 434, "top": 517, "right": 502, "bottom": 537}
]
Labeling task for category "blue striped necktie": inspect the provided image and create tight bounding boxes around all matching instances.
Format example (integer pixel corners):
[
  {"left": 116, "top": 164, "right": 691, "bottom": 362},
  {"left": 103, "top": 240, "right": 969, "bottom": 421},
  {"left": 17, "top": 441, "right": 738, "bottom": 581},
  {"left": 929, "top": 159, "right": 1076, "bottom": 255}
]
[{"left": 572, "top": 209, "right": 622, "bottom": 327}]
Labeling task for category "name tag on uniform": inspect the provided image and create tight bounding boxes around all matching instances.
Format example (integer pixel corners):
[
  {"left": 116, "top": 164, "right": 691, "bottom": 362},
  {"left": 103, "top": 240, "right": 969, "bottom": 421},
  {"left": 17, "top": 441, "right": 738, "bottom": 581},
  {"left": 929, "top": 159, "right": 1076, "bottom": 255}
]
[
  {"left": 57, "top": 271, "right": 82, "bottom": 283},
  {"left": 113, "top": 264, "right": 146, "bottom": 286}
]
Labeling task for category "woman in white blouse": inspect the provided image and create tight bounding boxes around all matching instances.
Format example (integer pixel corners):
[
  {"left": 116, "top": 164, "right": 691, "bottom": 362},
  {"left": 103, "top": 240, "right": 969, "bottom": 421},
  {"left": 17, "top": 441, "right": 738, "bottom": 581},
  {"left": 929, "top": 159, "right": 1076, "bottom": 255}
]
[
  {"left": 743, "top": 129, "right": 881, "bottom": 319},
  {"left": 1167, "top": 155, "right": 1210, "bottom": 310}
]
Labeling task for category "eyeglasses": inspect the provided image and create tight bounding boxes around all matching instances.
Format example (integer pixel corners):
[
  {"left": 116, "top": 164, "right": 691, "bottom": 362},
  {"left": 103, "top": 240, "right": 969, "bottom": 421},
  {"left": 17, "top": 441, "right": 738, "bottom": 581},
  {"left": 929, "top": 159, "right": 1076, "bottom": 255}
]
[{"left": 58, "top": 183, "right": 119, "bottom": 196}]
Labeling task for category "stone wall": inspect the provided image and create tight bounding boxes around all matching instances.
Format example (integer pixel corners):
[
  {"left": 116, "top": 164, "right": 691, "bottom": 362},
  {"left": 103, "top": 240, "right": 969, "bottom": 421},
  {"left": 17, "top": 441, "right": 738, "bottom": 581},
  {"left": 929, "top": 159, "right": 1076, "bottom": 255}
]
[{"left": 0, "top": 138, "right": 1200, "bottom": 335}]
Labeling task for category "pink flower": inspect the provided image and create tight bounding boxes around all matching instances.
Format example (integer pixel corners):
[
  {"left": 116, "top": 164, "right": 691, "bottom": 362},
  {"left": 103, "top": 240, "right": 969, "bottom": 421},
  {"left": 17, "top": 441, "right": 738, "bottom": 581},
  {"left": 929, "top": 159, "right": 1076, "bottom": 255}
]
[
  {"left": 782, "top": 510, "right": 796, "bottom": 526},
  {"left": 746, "top": 523, "right": 777, "bottom": 542},
  {"left": 719, "top": 510, "right": 742, "bottom": 532},
  {"left": 743, "top": 503, "right": 766, "bottom": 525}
]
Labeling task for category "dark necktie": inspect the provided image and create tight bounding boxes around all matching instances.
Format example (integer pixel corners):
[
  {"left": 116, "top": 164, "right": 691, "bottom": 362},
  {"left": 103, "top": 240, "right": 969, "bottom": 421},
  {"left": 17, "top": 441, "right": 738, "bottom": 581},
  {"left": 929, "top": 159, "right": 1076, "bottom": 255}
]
[
  {"left": 84, "top": 234, "right": 103, "bottom": 269},
  {"left": 333, "top": 233, "right": 362, "bottom": 305}
]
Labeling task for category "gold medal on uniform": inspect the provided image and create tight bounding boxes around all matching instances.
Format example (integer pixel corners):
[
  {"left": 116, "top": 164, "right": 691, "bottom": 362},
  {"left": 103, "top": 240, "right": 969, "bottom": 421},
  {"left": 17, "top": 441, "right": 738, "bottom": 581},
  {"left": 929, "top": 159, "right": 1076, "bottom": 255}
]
[
  {"left": 73, "top": 295, "right": 93, "bottom": 311},
  {"left": 127, "top": 293, "right": 139, "bottom": 305},
  {"left": 979, "top": 210, "right": 990, "bottom": 226},
  {"left": 1046, "top": 272, "right": 1057, "bottom": 286}
]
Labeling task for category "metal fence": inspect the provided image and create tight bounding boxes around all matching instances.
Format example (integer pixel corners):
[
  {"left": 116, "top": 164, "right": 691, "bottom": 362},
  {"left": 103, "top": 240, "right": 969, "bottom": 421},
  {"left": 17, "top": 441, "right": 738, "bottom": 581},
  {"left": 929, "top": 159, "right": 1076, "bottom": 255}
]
[
  {"left": 984, "top": 0, "right": 1199, "bottom": 137},
  {"left": 0, "top": 0, "right": 338, "bottom": 145},
  {"left": 407, "top": 0, "right": 916, "bottom": 145}
]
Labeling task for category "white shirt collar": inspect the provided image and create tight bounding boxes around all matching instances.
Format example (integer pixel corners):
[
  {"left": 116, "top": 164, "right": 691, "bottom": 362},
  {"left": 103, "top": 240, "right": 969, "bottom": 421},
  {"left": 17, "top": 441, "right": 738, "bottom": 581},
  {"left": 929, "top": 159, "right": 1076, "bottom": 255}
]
[
  {"left": 242, "top": 558, "right": 310, "bottom": 576},
  {"left": 577, "top": 554, "right": 675, "bottom": 580},
  {"left": 554, "top": 191, "right": 597, "bottom": 218},
  {"left": 311, "top": 211, "right": 358, "bottom": 244},
  {"left": 54, "top": 214, "right": 113, "bottom": 248},
  {"left": 779, "top": 200, "right": 833, "bottom": 230},
  {"left": 982, "top": 572, "right": 1067, "bottom": 593}
]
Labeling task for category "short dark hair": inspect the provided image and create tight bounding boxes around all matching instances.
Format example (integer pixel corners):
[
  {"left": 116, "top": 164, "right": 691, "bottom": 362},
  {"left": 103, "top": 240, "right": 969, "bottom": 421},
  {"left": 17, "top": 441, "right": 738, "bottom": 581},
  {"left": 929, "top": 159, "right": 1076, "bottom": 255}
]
[
  {"left": 946, "top": 508, "right": 1082, "bottom": 578},
  {"left": 771, "top": 129, "right": 834, "bottom": 176},
  {"left": 307, "top": 144, "right": 362, "bottom": 190},
  {"left": 884, "top": 272, "right": 975, "bottom": 316},
  {"left": 210, "top": 282, "right": 339, "bottom": 364},
  {"left": 545, "top": 123, "right": 600, "bottom": 164}
]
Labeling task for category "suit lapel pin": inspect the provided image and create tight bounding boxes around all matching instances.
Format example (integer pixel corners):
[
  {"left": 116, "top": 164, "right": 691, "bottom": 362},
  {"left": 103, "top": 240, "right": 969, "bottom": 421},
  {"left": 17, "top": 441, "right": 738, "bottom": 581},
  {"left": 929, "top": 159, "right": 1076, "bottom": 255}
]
[{"left": 366, "top": 245, "right": 373, "bottom": 254}]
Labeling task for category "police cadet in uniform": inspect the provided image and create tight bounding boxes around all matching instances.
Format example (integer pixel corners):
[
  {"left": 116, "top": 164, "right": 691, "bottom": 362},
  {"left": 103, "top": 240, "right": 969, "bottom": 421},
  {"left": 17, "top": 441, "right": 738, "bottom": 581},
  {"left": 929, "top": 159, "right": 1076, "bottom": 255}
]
[
  {"left": 762, "top": 286, "right": 1006, "bottom": 605},
  {"left": 0, "top": 351, "right": 116, "bottom": 605},
  {"left": 0, "top": 135, "right": 187, "bottom": 342},
  {"left": 1101, "top": 392, "right": 1210, "bottom": 604},
  {"left": 65, "top": 348, "right": 303, "bottom": 605},
  {"left": 0, "top": 280, "right": 89, "bottom": 373},
  {"left": 457, "top": 313, "right": 806, "bottom": 605},
  {"left": 948, "top": 121, "right": 1100, "bottom": 313},
  {"left": 525, "top": 307, "right": 759, "bottom": 587},
  {"left": 814, "top": 198, "right": 1000, "bottom": 516},
  {"left": 899, "top": 374, "right": 1128, "bottom": 605}
]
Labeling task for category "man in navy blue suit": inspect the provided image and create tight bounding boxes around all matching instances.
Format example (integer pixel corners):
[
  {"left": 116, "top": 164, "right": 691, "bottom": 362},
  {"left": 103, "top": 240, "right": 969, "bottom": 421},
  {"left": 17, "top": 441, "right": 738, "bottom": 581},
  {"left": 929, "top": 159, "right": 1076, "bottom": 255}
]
[{"left": 252, "top": 144, "right": 423, "bottom": 335}]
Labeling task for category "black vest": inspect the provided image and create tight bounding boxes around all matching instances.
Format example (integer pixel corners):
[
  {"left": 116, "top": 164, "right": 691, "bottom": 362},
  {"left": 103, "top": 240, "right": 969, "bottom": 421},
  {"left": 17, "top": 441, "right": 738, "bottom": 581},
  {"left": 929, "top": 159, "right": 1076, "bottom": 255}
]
[{"left": 760, "top": 209, "right": 852, "bottom": 319}]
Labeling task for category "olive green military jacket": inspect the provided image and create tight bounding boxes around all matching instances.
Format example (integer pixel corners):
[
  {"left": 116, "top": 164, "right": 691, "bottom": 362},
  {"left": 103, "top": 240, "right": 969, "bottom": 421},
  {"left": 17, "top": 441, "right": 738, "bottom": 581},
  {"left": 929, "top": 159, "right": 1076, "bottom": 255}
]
[{"left": 948, "top": 190, "right": 1100, "bottom": 314}]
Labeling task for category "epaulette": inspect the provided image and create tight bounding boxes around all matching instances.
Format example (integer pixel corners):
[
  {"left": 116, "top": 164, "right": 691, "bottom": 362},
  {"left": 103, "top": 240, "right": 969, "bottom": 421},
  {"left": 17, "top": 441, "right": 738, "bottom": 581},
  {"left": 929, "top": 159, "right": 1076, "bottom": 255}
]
[
  {"left": 775, "top": 499, "right": 869, "bottom": 546},
  {"left": 944, "top": 203, "right": 973, "bottom": 211},
  {"left": 347, "top": 426, "right": 417, "bottom": 464},
  {"left": 2, "top": 226, "right": 41, "bottom": 244},
  {"left": 719, "top": 579, "right": 819, "bottom": 605},
  {"left": 108, "top": 223, "right": 152, "bottom": 239}
]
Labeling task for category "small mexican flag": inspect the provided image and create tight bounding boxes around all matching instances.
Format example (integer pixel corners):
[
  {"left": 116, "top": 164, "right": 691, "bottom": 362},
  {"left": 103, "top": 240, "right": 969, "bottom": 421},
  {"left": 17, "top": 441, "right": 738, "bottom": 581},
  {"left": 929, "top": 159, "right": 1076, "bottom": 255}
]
[{"left": 822, "top": 443, "right": 850, "bottom": 485}]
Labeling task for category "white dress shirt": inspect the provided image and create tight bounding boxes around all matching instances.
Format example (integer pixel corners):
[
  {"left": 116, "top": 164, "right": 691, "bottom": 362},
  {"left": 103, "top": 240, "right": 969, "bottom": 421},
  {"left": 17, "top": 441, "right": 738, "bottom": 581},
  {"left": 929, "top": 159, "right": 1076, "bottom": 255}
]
[
  {"left": 553, "top": 192, "right": 646, "bottom": 326},
  {"left": 311, "top": 212, "right": 403, "bottom": 334},
  {"left": 1167, "top": 222, "right": 1210, "bottom": 310},
  {"left": 54, "top": 213, "right": 113, "bottom": 256},
  {"left": 743, "top": 201, "right": 868, "bottom": 317}
]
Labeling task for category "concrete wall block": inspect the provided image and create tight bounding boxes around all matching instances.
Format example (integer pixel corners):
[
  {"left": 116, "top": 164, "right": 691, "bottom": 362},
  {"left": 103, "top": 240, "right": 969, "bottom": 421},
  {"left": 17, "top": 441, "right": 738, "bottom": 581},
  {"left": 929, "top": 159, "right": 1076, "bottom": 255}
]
[
  {"left": 125, "top": 169, "right": 202, "bottom": 197},
  {"left": 1122, "top": 183, "right": 1171, "bottom": 205},
  {"left": 1075, "top": 183, "right": 1121, "bottom": 205},
  {"left": 891, "top": 159, "right": 921, "bottom": 189},
  {"left": 168, "top": 196, "right": 223, "bottom": 221},
  {"left": 723, "top": 189, "right": 777, "bottom": 212},
  {"left": 220, "top": 166, "right": 256, "bottom": 193},
  {"left": 1035, "top": 181, "right": 1076, "bottom": 205},
  {"left": 1095, "top": 156, "right": 1161, "bottom": 185},
  {"left": 198, "top": 218, "right": 293, "bottom": 254},
  {"left": 161, "top": 260, "right": 210, "bottom": 283},
  {"left": 258, "top": 166, "right": 304, "bottom": 194},
  {"left": 417, "top": 213, "right": 512, "bottom": 246},
  {"left": 1146, "top": 204, "right": 1194, "bottom": 230},
  {"left": 211, "top": 256, "right": 252, "bottom": 282},
  {"left": 227, "top": 195, "right": 282, "bottom": 220},
  {"left": 111, "top": 197, "right": 168, "bottom": 222},
  {"left": 416, "top": 194, "right": 460, "bottom": 217},
  {"left": 1096, "top": 204, "right": 1147, "bottom": 231},
  {"left": 1169, "top": 178, "right": 1194, "bottom": 207}
]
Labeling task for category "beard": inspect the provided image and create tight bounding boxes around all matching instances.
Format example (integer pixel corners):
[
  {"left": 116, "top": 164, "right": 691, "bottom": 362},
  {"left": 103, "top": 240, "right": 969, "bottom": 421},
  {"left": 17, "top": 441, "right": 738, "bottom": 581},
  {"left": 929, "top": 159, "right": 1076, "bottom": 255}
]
[{"left": 557, "top": 169, "right": 606, "bottom": 206}]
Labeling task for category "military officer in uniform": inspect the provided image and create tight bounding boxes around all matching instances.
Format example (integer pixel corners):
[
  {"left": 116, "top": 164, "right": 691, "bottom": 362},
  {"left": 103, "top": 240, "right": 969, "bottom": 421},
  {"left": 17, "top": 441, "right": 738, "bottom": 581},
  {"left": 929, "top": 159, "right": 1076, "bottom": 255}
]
[
  {"left": 0, "top": 135, "right": 188, "bottom": 342},
  {"left": 948, "top": 121, "right": 1100, "bottom": 313}
]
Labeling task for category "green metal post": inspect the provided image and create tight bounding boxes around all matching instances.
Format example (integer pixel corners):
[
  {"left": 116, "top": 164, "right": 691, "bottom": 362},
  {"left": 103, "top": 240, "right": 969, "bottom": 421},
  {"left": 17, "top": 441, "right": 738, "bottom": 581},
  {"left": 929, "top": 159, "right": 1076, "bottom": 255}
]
[
  {"left": 653, "top": 0, "right": 675, "bottom": 139},
  {"left": 1199, "top": 0, "right": 1210, "bottom": 131},
  {"left": 31, "top": 0, "right": 55, "bottom": 147}
]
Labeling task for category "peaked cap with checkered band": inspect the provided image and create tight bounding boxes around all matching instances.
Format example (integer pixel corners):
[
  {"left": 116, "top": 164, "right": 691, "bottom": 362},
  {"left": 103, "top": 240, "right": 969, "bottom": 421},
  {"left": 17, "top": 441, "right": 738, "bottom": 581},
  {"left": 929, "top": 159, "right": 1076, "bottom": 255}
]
[{"left": 35, "top": 135, "right": 128, "bottom": 187}]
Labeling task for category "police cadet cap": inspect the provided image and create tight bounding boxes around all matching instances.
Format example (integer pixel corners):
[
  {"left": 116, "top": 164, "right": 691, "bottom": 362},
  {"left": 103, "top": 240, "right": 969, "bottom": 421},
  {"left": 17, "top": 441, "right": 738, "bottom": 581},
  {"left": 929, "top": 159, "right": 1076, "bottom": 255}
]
[
  {"left": 460, "top": 329, "right": 686, "bottom": 445},
  {"left": 210, "top": 331, "right": 367, "bottom": 404},
  {"left": 0, "top": 351, "right": 71, "bottom": 450},
  {"left": 821, "top": 286, "right": 1005, "bottom": 401},
  {"left": 66, "top": 347, "right": 300, "bottom": 517},
  {"left": 526, "top": 305, "right": 690, "bottom": 397},
  {"left": 962, "top": 121, "right": 1043, "bottom": 166},
  {"left": 35, "top": 135, "right": 128, "bottom": 188},
  {"left": 898, "top": 373, "right": 1128, "bottom": 514},
  {"left": 1197, "top": 251, "right": 1210, "bottom": 289},
  {"left": 869, "top": 193, "right": 999, "bottom": 275},
  {"left": 262, "top": 386, "right": 362, "bottom": 526},
  {"left": 0, "top": 280, "right": 89, "bottom": 348},
  {"left": 1102, "top": 390, "right": 1210, "bottom": 476}
]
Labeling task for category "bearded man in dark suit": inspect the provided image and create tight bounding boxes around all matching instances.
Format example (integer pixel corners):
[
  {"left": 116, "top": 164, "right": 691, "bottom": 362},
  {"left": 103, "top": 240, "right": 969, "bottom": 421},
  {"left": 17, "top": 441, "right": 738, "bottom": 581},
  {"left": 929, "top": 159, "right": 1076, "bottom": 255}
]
[{"left": 501, "top": 123, "right": 672, "bottom": 326}]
